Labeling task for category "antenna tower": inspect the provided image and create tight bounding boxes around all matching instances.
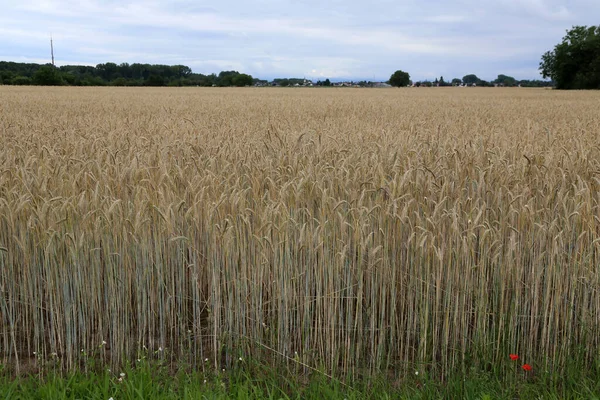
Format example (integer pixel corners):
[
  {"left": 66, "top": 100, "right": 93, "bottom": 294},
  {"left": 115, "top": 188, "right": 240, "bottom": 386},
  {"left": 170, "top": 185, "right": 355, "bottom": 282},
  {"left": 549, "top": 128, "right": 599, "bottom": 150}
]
[{"left": 50, "top": 36, "right": 55, "bottom": 66}]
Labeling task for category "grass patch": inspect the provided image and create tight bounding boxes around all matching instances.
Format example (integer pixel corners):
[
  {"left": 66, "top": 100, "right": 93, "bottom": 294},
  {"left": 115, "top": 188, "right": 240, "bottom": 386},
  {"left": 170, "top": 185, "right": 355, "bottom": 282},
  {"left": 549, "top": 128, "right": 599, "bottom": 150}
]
[{"left": 1, "top": 359, "right": 600, "bottom": 399}]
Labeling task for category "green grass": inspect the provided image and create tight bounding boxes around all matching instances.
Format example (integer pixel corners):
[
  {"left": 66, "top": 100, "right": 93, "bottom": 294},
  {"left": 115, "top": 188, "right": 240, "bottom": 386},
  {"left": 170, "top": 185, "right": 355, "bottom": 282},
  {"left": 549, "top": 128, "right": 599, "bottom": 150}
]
[{"left": 2, "top": 360, "right": 599, "bottom": 400}]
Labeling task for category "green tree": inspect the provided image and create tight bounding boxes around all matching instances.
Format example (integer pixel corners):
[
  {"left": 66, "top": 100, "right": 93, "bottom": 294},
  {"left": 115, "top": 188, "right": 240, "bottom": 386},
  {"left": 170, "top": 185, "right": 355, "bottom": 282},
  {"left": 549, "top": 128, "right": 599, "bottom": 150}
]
[
  {"left": 172, "top": 65, "right": 192, "bottom": 78},
  {"left": 451, "top": 78, "right": 462, "bottom": 86},
  {"left": 1, "top": 70, "right": 15, "bottom": 84},
  {"left": 145, "top": 74, "right": 165, "bottom": 86},
  {"left": 518, "top": 79, "right": 553, "bottom": 87},
  {"left": 389, "top": 70, "right": 410, "bottom": 87},
  {"left": 111, "top": 77, "right": 129, "bottom": 86},
  {"left": 217, "top": 71, "right": 240, "bottom": 86},
  {"left": 61, "top": 72, "right": 77, "bottom": 85},
  {"left": 462, "top": 74, "right": 480, "bottom": 85},
  {"left": 494, "top": 74, "right": 516, "bottom": 86},
  {"left": 273, "top": 78, "right": 304, "bottom": 87},
  {"left": 232, "top": 73, "right": 253, "bottom": 86},
  {"left": 96, "top": 62, "right": 119, "bottom": 81},
  {"left": 540, "top": 25, "right": 600, "bottom": 89},
  {"left": 81, "top": 76, "right": 106, "bottom": 86},
  {"left": 33, "top": 65, "right": 63, "bottom": 85},
  {"left": 11, "top": 76, "right": 31, "bottom": 85}
]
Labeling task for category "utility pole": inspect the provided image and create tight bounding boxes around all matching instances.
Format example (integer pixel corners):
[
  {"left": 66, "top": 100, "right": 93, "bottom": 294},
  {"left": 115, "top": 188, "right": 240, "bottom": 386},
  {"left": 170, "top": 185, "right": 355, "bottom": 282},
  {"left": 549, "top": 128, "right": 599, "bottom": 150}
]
[{"left": 50, "top": 35, "right": 55, "bottom": 66}]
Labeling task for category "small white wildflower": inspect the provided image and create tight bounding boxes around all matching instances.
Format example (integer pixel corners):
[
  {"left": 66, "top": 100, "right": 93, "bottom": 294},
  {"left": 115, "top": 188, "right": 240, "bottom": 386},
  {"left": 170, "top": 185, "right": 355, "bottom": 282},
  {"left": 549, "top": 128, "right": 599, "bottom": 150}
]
[
  {"left": 222, "top": 369, "right": 225, "bottom": 372},
  {"left": 238, "top": 357, "right": 243, "bottom": 361},
  {"left": 203, "top": 379, "right": 207, "bottom": 384},
  {"left": 204, "top": 358, "right": 209, "bottom": 362},
  {"left": 51, "top": 352, "right": 57, "bottom": 357},
  {"left": 120, "top": 372, "right": 125, "bottom": 377},
  {"left": 33, "top": 352, "right": 36, "bottom": 355},
  {"left": 102, "top": 340, "right": 107, "bottom": 346},
  {"left": 137, "top": 359, "right": 141, "bottom": 362},
  {"left": 108, "top": 397, "right": 114, "bottom": 400},
  {"left": 188, "top": 329, "right": 192, "bottom": 333},
  {"left": 118, "top": 377, "right": 123, "bottom": 382},
  {"left": 415, "top": 371, "right": 419, "bottom": 375},
  {"left": 158, "top": 347, "right": 163, "bottom": 352},
  {"left": 107, "top": 369, "right": 111, "bottom": 373}
]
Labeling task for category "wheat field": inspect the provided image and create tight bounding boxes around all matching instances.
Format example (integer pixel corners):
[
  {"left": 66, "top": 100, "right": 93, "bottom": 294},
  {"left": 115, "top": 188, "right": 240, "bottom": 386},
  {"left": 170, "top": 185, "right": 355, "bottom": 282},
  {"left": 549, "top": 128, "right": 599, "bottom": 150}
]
[{"left": 0, "top": 86, "right": 599, "bottom": 377}]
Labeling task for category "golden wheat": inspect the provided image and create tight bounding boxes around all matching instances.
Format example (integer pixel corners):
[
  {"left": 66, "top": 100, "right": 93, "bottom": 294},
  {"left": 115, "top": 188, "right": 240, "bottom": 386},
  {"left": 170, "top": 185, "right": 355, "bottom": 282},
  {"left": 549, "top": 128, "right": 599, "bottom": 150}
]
[{"left": 0, "top": 86, "right": 599, "bottom": 377}]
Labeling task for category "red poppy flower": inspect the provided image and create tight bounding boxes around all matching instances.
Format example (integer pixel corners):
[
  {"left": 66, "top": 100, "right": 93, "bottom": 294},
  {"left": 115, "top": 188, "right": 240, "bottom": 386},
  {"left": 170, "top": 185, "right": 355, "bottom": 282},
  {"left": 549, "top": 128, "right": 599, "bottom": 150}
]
[
  {"left": 522, "top": 364, "right": 532, "bottom": 371},
  {"left": 509, "top": 354, "right": 519, "bottom": 361}
]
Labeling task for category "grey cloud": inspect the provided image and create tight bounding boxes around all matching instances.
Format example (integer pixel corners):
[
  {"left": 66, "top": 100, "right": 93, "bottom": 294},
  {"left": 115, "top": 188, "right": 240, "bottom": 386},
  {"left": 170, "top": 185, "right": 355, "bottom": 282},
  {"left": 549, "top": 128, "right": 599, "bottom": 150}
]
[{"left": 1, "top": 0, "right": 598, "bottom": 80}]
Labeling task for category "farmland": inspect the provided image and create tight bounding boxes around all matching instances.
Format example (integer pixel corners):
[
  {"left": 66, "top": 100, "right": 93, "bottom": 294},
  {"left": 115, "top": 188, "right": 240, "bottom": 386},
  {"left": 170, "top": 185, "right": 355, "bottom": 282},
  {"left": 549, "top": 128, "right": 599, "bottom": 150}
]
[{"left": 0, "top": 86, "right": 599, "bottom": 386}]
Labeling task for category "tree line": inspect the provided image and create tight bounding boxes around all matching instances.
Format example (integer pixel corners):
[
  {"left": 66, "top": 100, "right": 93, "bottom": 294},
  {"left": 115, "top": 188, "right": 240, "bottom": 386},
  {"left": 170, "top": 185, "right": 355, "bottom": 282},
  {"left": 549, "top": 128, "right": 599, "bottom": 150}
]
[
  {"left": 0, "top": 62, "right": 254, "bottom": 87},
  {"left": 390, "top": 25, "right": 600, "bottom": 90},
  {"left": 389, "top": 71, "right": 553, "bottom": 88}
]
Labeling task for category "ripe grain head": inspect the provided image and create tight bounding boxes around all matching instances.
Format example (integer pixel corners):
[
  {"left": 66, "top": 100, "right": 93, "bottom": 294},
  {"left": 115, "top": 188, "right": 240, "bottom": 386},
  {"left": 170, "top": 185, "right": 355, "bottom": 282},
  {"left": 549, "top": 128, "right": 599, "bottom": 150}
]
[{"left": 0, "top": 86, "right": 599, "bottom": 377}]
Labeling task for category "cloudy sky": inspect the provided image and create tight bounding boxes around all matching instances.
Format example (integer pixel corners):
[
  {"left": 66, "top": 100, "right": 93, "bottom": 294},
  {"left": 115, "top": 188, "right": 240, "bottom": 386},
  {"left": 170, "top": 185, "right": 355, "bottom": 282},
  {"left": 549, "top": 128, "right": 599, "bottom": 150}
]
[{"left": 1, "top": 0, "right": 597, "bottom": 81}]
